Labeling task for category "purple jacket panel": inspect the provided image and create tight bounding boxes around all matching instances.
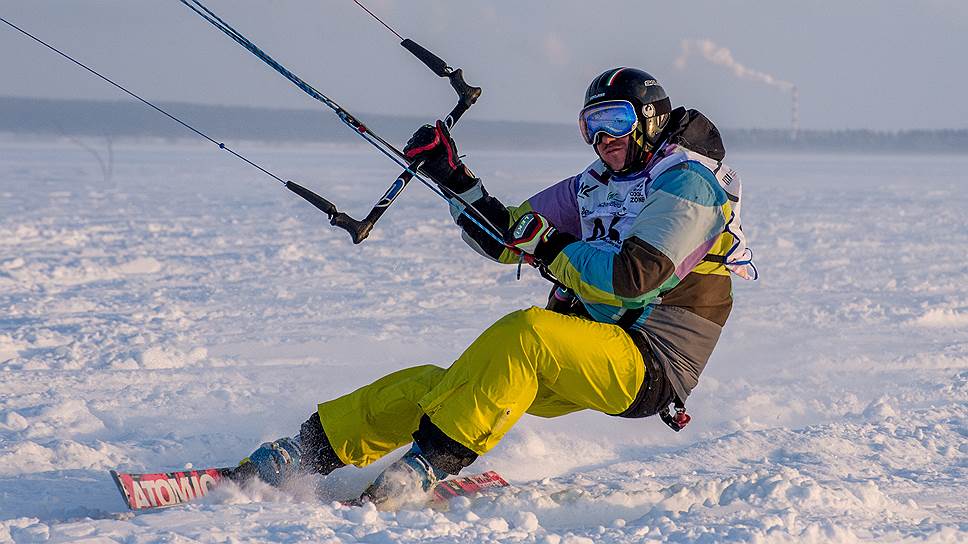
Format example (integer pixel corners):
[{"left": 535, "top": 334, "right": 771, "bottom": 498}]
[{"left": 526, "top": 176, "right": 582, "bottom": 238}]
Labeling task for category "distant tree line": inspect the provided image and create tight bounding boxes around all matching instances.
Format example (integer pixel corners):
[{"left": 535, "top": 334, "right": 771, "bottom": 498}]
[
  {"left": 2, "top": 96, "right": 966, "bottom": 154},
  {"left": 725, "top": 128, "right": 968, "bottom": 153}
]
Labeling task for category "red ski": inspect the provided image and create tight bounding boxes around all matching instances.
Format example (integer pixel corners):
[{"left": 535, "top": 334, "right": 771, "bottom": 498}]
[
  {"left": 432, "top": 470, "right": 509, "bottom": 502},
  {"left": 110, "top": 467, "right": 508, "bottom": 511},
  {"left": 110, "top": 467, "right": 234, "bottom": 511}
]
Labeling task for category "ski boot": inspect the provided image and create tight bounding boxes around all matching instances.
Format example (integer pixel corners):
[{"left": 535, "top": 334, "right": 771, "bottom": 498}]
[
  {"left": 236, "top": 436, "right": 303, "bottom": 486},
  {"left": 359, "top": 444, "right": 448, "bottom": 510},
  {"left": 235, "top": 413, "right": 345, "bottom": 486}
]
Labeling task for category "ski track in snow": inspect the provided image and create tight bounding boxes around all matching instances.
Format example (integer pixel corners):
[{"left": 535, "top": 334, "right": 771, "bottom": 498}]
[{"left": 0, "top": 139, "right": 966, "bottom": 543}]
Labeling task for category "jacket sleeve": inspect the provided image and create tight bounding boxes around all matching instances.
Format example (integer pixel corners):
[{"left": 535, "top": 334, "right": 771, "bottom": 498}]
[
  {"left": 452, "top": 176, "right": 581, "bottom": 263},
  {"left": 547, "top": 163, "right": 728, "bottom": 307}
]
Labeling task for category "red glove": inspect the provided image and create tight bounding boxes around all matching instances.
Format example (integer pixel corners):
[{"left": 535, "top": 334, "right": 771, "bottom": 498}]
[{"left": 403, "top": 120, "right": 477, "bottom": 193}]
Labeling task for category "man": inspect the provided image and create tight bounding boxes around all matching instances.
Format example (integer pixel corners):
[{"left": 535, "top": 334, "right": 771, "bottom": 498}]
[{"left": 239, "top": 67, "right": 754, "bottom": 508}]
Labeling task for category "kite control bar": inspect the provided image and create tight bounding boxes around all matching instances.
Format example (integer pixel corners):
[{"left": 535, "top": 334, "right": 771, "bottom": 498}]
[{"left": 298, "top": 39, "right": 481, "bottom": 243}]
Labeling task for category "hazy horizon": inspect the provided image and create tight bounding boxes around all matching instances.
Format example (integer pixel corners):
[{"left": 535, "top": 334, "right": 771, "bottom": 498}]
[{"left": 2, "top": 95, "right": 966, "bottom": 155}]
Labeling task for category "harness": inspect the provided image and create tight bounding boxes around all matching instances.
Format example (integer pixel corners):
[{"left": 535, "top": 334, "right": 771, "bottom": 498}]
[{"left": 618, "top": 306, "right": 690, "bottom": 431}]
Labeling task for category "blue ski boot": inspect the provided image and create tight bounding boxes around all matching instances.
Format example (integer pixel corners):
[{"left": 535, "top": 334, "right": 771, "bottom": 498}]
[
  {"left": 360, "top": 444, "right": 448, "bottom": 509},
  {"left": 235, "top": 413, "right": 346, "bottom": 486},
  {"left": 239, "top": 436, "right": 303, "bottom": 486}
]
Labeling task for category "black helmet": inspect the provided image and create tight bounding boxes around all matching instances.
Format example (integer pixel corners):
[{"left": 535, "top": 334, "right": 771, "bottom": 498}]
[{"left": 582, "top": 68, "right": 672, "bottom": 172}]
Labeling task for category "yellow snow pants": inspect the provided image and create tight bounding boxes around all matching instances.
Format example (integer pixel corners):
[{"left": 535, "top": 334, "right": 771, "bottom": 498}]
[{"left": 316, "top": 306, "right": 645, "bottom": 467}]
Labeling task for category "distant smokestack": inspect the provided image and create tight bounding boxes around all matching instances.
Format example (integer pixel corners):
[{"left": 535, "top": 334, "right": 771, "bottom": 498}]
[{"left": 676, "top": 39, "right": 799, "bottom": 138}]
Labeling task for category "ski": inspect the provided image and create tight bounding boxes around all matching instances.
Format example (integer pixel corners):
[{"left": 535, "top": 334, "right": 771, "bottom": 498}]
[
  {"left": 432, "top": 470, "right": 509, "bottom": 502},
  {"left": 110, "top": 467, "right": 508, "bottom": 512},
  {"left": 110, "top": 467, "right": 235, "bottom": 511}
]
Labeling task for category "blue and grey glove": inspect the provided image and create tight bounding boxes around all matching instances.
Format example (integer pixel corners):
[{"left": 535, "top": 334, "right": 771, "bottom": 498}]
[
  {"left": 506, "top": 212, "right": 576, "bottom": 266},
  {"left": 246, "top": 436, "right": 302, "bottom": 487}
]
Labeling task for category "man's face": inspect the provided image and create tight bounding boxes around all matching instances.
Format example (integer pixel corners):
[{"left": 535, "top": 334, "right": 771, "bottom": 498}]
[{"left": 595, "top": 133, "right": 629, "bottom": 171}]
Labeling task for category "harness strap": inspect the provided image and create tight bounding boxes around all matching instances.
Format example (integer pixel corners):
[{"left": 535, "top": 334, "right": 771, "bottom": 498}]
[{"left": 615, "top": 307, "right": 645, "bottom": 329}]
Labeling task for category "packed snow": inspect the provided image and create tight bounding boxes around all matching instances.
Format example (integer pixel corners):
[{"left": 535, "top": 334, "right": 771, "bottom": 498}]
[{"left": 0, "top": 137, "right": 965, "bottom": 543}]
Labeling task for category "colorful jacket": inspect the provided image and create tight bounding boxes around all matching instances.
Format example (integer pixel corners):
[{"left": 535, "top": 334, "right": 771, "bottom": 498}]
[{"left": 451, "top": 108, "right": 744, "bottom": 407}]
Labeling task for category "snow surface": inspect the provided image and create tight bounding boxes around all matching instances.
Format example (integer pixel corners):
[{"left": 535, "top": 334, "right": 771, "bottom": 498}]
[{"left": 0, "top": 138, "right": 966, "bottom": 543}]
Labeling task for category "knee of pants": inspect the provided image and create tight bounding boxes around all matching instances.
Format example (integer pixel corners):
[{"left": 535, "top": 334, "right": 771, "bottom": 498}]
[
  {"left": 461, "top": 307, "right": 569, "bottom": 384},
  {"left": 503, "top": 306, "right": 548, "bottom": 328},
  {"left": 493, "top": 306, "right": 568, "bottom": 361},
  {"left": 489, "top": 307, "right": 551, "bottom": 351}
]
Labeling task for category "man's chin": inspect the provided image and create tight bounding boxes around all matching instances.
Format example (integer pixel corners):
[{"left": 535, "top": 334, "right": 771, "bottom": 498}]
[
  {"left": 595, "top": 145, "right": 626, "bottom": 171},
  {"left": 602, "top": 153, "right": 625, "bottom": 171}
]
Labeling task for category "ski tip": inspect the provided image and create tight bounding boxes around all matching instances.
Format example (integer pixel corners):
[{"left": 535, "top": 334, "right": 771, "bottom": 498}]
[
  {"left": 108, "top": 469, "right": 134, "bottom": 510},
  {"left": 479, "top": 470, "right": 510, "bottom": 487},
  {"left": 431, "top": 470, "right": 509, "bottom": 503},
  {"left": 108, "top": 467, "right": 233, "bottom": 512}
]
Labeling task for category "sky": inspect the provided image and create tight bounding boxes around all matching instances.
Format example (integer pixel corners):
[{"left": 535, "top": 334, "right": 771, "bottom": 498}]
[{"left": 0, "top": 0, "right": 965, "bottom": 131}]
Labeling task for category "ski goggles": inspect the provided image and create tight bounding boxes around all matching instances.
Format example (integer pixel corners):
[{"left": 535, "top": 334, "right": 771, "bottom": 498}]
[{"left": 578, "top": 100, "right": 638, "bottom": 145}]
